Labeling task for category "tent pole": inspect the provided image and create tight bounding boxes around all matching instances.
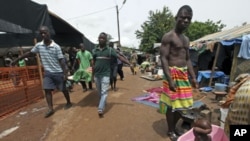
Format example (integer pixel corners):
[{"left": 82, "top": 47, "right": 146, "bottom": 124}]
[
  {"left": 229, "top": 44, "right": 240, "bottom": 82},
  {"left": 209, "top": 43, "right": 221, "bottom": 87},
  {"left": 34, "top": 38, "right": 45, "bottom": 97},
  {"left": 19, "top": 46, "right": 23, "bottom": 55}
]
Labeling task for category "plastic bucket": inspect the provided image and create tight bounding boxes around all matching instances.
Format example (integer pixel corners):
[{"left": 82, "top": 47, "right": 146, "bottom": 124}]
[
  {"left": 215, "top": 83, "right": 227, "bottom": 91},
  {"left": 223, "top": 75, "right": 230, "bottom": 85},
  {"left": 177, "top": 125, "right": 229, "bottom": 141},
  {"left": 157, "top": 69, "right": 163, "bottom": 76},
  {"left": 220, "top": 108, "right": 229, "bottom": 129}
]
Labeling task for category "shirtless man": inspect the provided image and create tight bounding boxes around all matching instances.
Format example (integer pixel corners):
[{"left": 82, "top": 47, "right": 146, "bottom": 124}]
[{"left": 159, "top": 5, "right": 198, "bottom": 141}]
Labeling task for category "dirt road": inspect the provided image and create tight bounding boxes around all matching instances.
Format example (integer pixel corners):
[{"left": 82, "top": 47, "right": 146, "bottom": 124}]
[{"left": 0, "top": 67, "right": 220, "bottom": 141}]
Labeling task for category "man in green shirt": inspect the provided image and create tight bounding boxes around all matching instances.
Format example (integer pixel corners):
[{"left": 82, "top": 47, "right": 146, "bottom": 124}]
[
  {"left": 92, "top": 32, "right": 131, "bottom": 117},
  {"left": 72, "top": 43, "right": 93, "bottom": 92}
]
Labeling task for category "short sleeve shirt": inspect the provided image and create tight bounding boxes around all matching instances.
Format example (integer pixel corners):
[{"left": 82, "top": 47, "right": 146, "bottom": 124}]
[
  {"left": 92, "top": 46, "right": 117, "bottom": 77},
  {"left": 31, "top": 40, "right": 64, "bottom": 72},
  {"left": 76, "top": 50, "right": 93, "bottom": 70}
]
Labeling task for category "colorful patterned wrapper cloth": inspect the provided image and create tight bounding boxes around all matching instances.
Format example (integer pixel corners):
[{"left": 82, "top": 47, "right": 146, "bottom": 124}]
[{"left": 159, "top": 66, "right": 193, "bottom": 114}]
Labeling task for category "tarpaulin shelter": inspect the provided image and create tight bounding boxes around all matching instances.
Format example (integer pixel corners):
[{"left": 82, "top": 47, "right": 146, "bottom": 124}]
[
  {"left": 191, "top": 24, "right": 250, "bottom": 85},
  {"left": 193, "top": 24, "right": 250, "bottom": 43},
  {"left": 0, "top": 0, "right": 98, "bottom": 118},
  {"left": 0, "top": 0, "right": 95, "bottom": 51}
]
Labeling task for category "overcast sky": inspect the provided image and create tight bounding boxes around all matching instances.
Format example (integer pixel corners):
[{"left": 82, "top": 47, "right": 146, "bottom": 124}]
[{"left": 33, "top": 0, "right": 249, "bottom": 48}]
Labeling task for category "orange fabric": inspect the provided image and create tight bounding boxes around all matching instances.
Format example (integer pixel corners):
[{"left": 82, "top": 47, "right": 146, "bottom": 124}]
[{"left": 221, "top": 76, "right": 250, "bottom": 108}]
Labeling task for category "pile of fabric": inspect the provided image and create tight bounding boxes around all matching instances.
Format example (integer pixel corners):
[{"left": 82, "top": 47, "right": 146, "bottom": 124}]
[
  {"left": 131, "top": 87, "right": 204, "bottom": 109},
  {"left": 222, "top": 73, "right": 250, "bottom": 137},
  {"left": 131, "top": 87, "right": 163, "bottom": 108},
  {"left": 221, "top": 73, "right": 250, "bottom": 108}
]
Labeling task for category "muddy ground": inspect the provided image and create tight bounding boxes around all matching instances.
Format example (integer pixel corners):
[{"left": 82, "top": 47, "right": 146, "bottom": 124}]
[{"left": 0, "top": 67, "right": 221, "bottom": 141}]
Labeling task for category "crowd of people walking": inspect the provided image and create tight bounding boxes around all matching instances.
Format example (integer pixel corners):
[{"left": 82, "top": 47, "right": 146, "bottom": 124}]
[
  {"left": 10, "top": 25, "right": 134, "bottom": 118},
  {"left": 7, "top": 4, "right": 245, "bottom": 141}
]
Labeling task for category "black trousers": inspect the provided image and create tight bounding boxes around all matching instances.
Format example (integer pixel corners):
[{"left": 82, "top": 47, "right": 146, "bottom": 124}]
[
  {"left": 117, "top": 63, "right": 124, "bottom": 79},
  {"left": 80, "top": 81, "right": 92, "bottom": 90}
]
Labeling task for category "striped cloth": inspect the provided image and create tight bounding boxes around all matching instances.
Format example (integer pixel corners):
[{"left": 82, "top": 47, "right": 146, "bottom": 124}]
[
  {"left": 159, "top": 66, "right": 193, "bottom": 113},
  {"left": 221, "top": 76, "right": 250, "bottom": 108},
  {"left": 224, "top": 78, "right": 250, "bottom": 137}
]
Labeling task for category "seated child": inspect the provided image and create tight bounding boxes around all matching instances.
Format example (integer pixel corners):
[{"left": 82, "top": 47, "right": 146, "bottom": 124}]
[{"left": 193, "top": 118, "right": 212, "bottom": 141}]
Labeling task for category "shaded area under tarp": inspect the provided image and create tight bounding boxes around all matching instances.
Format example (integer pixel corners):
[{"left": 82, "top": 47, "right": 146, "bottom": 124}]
[
  {"left": 0, "top": 0, "right": 95, "bottom": 50},
  {"left": 191, "top": 24, "right": 250, "bottom": 84}
]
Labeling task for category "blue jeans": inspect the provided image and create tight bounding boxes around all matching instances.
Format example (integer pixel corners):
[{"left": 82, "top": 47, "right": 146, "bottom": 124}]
[{"left": 94, "top": 76, "right": 110, "bottom": 111}]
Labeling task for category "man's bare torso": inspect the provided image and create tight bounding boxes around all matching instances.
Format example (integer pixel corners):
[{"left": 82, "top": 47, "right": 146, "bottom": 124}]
[{"left": 162, "top": 30, "right": 189, "bottom": 67}]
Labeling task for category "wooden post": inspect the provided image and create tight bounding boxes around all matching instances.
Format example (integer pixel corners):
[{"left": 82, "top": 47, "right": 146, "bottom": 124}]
[
  {"left": 19, "top": 46, "right": 24, "bottom": 55},
  {"left": 34, "top": 38, "right": 45, "bottom": 97},
  {"left": 229, "top": 44, "right": 239, "bottom": 82},
  {"left": 19, "top": 46, "right": 29, "bottom": 101},
  {"left": 209, "top": 42, "right": 221, "bottom": 87}
]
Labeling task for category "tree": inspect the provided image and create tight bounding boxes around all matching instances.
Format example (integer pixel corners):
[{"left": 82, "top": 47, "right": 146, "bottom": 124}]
[
  {"left": 186, "top": 20, "right": 226, "bottom": 41},
  {"left": 135, "top": 6, "right": 226, "bottom": 53},
  {"left": 135, "top": 6, "right": 174, "bottom": 53}
]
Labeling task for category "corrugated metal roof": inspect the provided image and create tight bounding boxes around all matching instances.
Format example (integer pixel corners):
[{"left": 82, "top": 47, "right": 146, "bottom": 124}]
[{"left": 192, "top": 24, "right": 250, "bottom": 43}]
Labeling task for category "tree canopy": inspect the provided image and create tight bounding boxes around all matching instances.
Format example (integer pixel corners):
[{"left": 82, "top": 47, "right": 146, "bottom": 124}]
[
  {"left": 135, "top": 6, "right": 174, "bottom": 53},
  {"left": 185, "top": 20, "right": 226, "bottom": 41},
  {"left": 135, "top": 6, "right": 226, "bottom": 53}
]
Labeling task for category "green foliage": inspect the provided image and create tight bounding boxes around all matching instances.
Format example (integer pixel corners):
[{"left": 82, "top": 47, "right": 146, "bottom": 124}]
[
  {"left": 135, "top": 6, "right": 174, "bottom": 53},
  {"left": 185, "top": 20, "right": 226, "bottom": 41},
  {"left": 135, "top": 6, "right": 226, "bottom": 53}
]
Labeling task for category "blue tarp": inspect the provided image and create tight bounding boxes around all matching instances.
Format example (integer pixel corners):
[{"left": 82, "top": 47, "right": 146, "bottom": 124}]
[
  {"left": 197, "top": 70, "right": 225, "bottom": 83},
  {"left": 220, "top": 38, "right": 242, "bottom": 46}
]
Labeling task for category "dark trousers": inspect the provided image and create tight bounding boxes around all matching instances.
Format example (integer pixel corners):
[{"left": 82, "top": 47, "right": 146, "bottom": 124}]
[
  {"left": 80, "top": 81, "right": 92, "bottom": 90},
  {"left": 117, "top": 63, "right": 124, "bottom": 79}
]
